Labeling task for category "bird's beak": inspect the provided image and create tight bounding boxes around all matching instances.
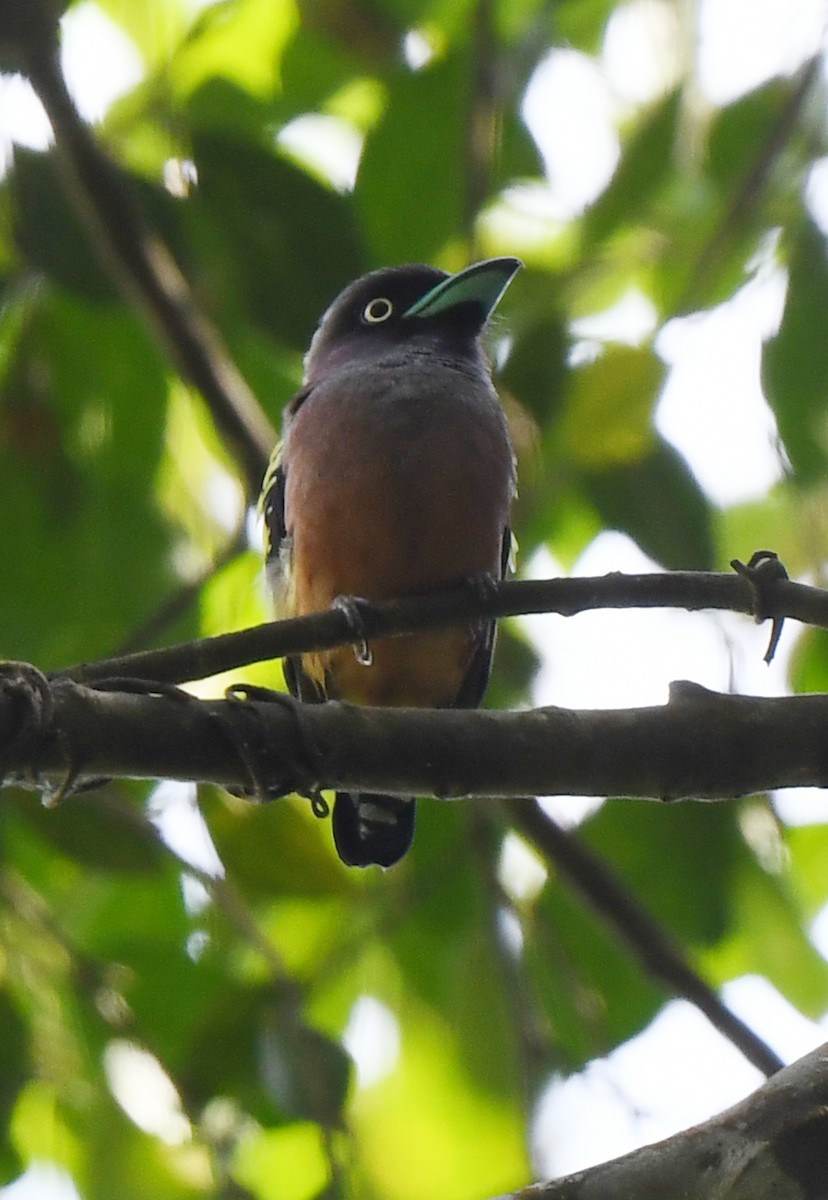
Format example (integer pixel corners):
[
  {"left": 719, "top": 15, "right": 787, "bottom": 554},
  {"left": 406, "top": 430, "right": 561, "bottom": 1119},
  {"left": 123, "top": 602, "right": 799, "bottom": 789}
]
[{"left": 403, "top": 256, "right": 522, "bottom": 324}]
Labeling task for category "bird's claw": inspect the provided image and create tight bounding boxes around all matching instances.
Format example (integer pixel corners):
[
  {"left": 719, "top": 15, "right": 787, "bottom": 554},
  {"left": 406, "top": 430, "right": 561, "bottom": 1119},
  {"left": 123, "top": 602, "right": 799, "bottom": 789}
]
[
  {"left": 731, "top": 550, "right": 789, "bottom": 664},
  {"left": 222, "top": 683, "right": 323, "bottom": 807},
  {"left": 0, "top": 662, "right": 55, "bottom": 789},
  {"left": 332, "top": 595, "right": 376, "bottom": 667}
]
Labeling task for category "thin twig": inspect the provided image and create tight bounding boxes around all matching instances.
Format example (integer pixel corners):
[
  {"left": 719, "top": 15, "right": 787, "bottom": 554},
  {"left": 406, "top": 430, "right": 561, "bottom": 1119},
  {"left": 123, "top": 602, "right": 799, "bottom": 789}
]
[
  {"left": 53, "top": 566, "right": 828, "bottom": 686},
  {"left": 115, "top": 529, "right": 248, "bottom": 656},
  {"left": 677, "top": 55, "right": 822, "bottom": 312}
]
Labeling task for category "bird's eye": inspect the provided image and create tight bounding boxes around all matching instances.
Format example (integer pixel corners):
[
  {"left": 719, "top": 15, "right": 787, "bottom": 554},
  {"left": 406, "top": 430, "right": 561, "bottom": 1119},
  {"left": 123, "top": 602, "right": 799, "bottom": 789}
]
[{"left": 362, "top": 297, "right": 394, "bottom": 324}]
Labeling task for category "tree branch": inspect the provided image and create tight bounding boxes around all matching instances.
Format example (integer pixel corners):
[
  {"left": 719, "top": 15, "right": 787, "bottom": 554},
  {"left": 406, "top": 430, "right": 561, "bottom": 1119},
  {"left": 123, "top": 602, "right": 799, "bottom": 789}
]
[
  {"left": 53, "top": 563, "right": 826, "bottom": 686},
  {"left": 2, "top": 670, "right": 799, "bottom": 1078},
  {"left": 678, "top": 55, "right": 823, "bottom": 313},
  {"left": 488, "top": 1040, "right": 828, "bottom": 1200},
  {"left": 5, "top": 673, "right": 828, "bottom": 801}
]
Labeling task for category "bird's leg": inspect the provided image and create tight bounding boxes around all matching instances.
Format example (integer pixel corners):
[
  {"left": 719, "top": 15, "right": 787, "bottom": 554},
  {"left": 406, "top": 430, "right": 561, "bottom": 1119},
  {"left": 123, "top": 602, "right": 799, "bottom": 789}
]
[
  {"left": 331, "top": 595, "right": 376, "bottom": 667},
  {"left": 465, "top": 571, "right": 499, "bottom": 601},
  {"left": 467, "top": 570, "right": 499, "bottom": 613}
]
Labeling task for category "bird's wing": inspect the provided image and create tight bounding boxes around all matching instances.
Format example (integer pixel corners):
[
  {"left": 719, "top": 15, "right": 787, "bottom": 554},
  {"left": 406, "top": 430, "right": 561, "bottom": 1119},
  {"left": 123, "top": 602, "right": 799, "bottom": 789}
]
[
  {"left": 453, "top": 523, "right": 513, "bottom": 710},
  {"left": 283, "top": 654, "right": 325, "bottom": 704},
  {"left": 260, "top": 444, "right": 287, "bottom": 560},
  {"left": 261, "top": 386, "right": 325, "bottom": 704},
  {"left": 260, "top": 384, "right": 315, "bottom": 607}
]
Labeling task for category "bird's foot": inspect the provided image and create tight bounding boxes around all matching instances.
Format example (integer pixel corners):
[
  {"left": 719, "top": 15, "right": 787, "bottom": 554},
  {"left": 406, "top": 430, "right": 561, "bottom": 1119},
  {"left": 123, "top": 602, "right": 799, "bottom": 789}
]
[
  {"left": 730, "top": 550, "right": 789, "bottom": 664},
  {"left": 0, "top": 661, "right": 55, "bottom": 794},
  {"left": 222, "top": 683, "right": 325, "bottom": 810},
  {"left": 331, "top": 595, "right": 376, "bottom": 667}
]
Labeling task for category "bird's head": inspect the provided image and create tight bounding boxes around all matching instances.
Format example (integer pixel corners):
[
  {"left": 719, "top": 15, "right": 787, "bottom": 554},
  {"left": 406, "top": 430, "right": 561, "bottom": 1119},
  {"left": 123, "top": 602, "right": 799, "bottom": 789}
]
[{"left": 303, "top": 257, "right": 522, "bottom": 383}]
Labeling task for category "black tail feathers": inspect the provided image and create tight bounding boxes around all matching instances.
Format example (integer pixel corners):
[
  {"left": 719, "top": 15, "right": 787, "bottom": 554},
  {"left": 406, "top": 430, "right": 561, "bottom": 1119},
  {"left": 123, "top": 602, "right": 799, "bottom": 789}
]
[{"left": 332, "top": 792, "right": 415, "bottom": 868}]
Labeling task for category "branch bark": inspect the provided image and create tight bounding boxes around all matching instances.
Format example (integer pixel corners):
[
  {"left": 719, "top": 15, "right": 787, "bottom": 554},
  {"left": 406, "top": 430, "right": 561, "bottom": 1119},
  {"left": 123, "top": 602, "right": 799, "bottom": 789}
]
[
  {"left": 489, "top": 1040, "right": 828, "bottom": 1200},
  {"left": 0, "top": 668, "right": 794, "bottom": 1079},
  {"left": 4, "top": 672, "right": 828, "bottom": 801},
  {"left": 54, "top": 564, "right": 826, "bottom": 687}
]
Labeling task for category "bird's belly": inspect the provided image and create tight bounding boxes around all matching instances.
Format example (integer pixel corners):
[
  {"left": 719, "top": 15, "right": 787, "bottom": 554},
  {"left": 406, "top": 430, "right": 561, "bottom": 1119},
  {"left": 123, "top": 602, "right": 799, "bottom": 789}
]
[
  {"left": 290, "top": 471, "right": 495, "bottom": 704},
  {"left": 324, "top": 628, "right": 477, "bottom": 707},
  {"left": 286, "top": 388, "right": 509, "bottom": 605},
  {"left": 290, "top": 471, "right": 501, "bottom": 607},
  {"left": 283, "top": 376, "right": 512, "bottom": 704}
]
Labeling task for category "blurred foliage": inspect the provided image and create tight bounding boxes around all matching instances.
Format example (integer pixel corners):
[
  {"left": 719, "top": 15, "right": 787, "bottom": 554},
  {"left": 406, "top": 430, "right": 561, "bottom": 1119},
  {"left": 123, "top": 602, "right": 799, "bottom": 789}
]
[{"left": 1, "top": 0, "right": 828, "bottom": 1197}]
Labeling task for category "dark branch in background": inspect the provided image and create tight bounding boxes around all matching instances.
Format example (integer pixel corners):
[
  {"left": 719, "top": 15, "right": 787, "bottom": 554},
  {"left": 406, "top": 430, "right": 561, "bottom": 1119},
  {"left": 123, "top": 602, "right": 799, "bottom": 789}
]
[
  {"left": 2, "top": 0, "right": 274, "bottom": 496},
  {"left": 114, "top": 527, "right": 247, "bottom": 655},
  {"left": 489, "top": 1041, "right": 828, "bottom": 1200},
  {"left": 678, "top": 55, "right": 822, "bottom": 312},
  {"left": 470, "top": 809, "right": 558, "bottom": 1104},
  {"left": 506, "top": 800, "right": 783, "bottom": 1078},
  {"left": 465, "top": 0, "right": 497, "bottom": 252},
  {"left": 54, "top": 562, "right": 827, "bottom": 686}
]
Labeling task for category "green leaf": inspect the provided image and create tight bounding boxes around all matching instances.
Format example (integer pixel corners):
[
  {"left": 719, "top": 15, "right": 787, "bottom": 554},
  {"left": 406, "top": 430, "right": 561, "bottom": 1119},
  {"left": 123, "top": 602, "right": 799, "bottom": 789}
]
[
  {"left": 177, "top": 982, "right": 277, "bottom": 1120},
  {"left": 179, "top": 980, "right": 351, "bottom": 1127},
  {"left": 0, "top": 991, "right": 29, "bottom": 1182},
  {"left": 170, "top": 0, "right": 298, "bottom": 101},
  {"left": 10, "top": 149, "right": 116, "bottom": 302},
  {"left": 355, "top": 54, "right": 467, "bottom": 264},
  {"left": 94, "top": 0, "right": 191, "bottom": 68},
  {"left": 707, "top": 80, "right": 791, "bottom": 192},
  {"left": 389, "top": 808, "right": 527, "bottom": 1096},
  {"left": 501, "top": 311, "right": 569, "bottom": 426},
  {"left": 0, "top": 291, "right": 173, "bottom": 666},
  {"left": 785, "top": 823, "right": 828, "bottom": 916},
  {"left": 703, "top": 857, "right": 828, "bottom": 1016},
  {"left": 280, "top": 30, "right": 369, "bottom": 114},
  {"left": 233, "top": 1122, "right": 331, "bottom": 1200},
  {"left": 553, "top": 0, "right": 615, "bottom": 52},
  {"left": 115, "top": 941, "right": 229, "bottom": 1068},
  {"left": 201, "top": 792, "right": 350, "bottom": 898},
  {"left": 763, "top": 217, "right": 828, "bottom": 484},
  {"left": 584, "top": 435, "right": 715, "bottom": 570},
  {"left": 12, "top": 789, "right": 166, "bottom": 874},
  {"left": 557, "top": 344, "right": 663, "bottom": 468},
  {"left": 584, "top": 90, "right": 682, "bottom": 248},
  {"left": 190, "top": 133, "right": 365, "bottom": 348},
  {"left": 259, "top": 1001, "right": 351, "bottom": 1126},
  {"left": 714, "top": 486, "right": 803, "bottom": 576},
  {"left": 525, "top": 872, "right": 663, "bottom": 1067},
  {"left": 349, "top": 991, "right": 529, "bottom": 1199},
  {"left": 283, "top": 0, "right": 400, "bottom": 71},
  {"left": 582, "top": 800, "right": 743, "bottom": 947},
  {"left": 790, "top": 626, "right": 828, "bottom": 695},
  {"left": 76, "top": 1104, "right": 208, "bottom": 1200}
]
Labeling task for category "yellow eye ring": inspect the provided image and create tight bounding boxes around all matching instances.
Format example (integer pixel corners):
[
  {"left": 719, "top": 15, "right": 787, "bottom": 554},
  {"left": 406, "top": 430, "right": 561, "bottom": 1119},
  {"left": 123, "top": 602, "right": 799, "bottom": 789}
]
[{"left": 362, "top": 297, "right": 394, "bottom": 324}]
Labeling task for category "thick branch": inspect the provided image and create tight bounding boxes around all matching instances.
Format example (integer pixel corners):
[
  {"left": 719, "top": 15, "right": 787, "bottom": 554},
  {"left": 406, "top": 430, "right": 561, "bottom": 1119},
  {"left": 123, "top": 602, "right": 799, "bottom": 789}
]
[
  {"left": 55, "top": 566, "right": 827, "bottom": 686},
  {"left": 0, "top": 670, "right": 795, "bottom": 1080},
  {"left": 4, "top": 676, "right": 828, "bottom": 799},
  {"left": 490, "top": 1040, "right": 828, "bottom": 1200}
]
